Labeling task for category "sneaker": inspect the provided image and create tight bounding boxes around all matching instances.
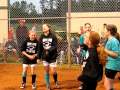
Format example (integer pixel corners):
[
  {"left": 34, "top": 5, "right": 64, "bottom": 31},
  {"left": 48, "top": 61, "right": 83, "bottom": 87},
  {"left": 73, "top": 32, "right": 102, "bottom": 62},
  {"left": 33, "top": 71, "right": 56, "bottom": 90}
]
[
  {"left": 47, "top": 85, "right": 51, "bottom": 90},
  {"left": 32, "top": 83, "right": 36, "bottom": 89},
  {"left": 55, "top": 82, "right": 60, "bottom": 88},
  {"left": 78, "top": 85, "right": 83, "bottom": 90},
  {"left": 20, "top": 83, "right": 26, "bottom": 89}
]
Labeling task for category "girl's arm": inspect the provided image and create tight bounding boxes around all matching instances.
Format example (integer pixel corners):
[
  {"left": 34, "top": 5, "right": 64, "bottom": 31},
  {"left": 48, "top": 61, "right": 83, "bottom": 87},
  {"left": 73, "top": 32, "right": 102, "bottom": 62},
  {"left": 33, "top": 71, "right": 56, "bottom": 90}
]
[
  {"left": 37, "top": 36, "right": 43, "bottom": 59},
  {"left": 105, "top": 48, "right": 118, "bottom": 58},
  {"left": 49, "top": 34, "right": 57, "bottom": 52},
  {"left": 22, "top": 51, "right": 36, "bottom": 60}
]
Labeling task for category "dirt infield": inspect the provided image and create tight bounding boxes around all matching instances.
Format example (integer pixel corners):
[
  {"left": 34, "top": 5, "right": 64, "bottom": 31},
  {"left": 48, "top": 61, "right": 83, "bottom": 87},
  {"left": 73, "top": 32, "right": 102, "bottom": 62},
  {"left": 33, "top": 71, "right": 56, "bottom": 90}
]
[{"left": 0, "top": 64, "right": 120, "bottom": 90}]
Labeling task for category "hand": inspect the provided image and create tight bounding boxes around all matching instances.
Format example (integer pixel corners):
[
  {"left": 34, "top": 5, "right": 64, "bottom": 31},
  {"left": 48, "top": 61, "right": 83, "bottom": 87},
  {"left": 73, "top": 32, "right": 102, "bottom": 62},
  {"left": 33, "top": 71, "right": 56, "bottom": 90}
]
[
  {"left": 104, "top": 48, "right": 118, "bottom": 58},
  {"left": 45, "top": 50, "right": 49, "bottom": 55},
  {"left": 12, "top": 49, "right": 16, "bottom": 52},
  {"left": 28, "top": 55, "right": 36, "bottom": 60},
  {"left": 4, "top": 48, "right": 7, "bottom": 51},
  {"left": 77, "top": 47, "right": 81, "bottom": 54},
  {"left": 37, "top": 59, "right": 41, "bottom": 64},
  {"left": 45, "top": 46, "right": 51, "bottom": 50}
]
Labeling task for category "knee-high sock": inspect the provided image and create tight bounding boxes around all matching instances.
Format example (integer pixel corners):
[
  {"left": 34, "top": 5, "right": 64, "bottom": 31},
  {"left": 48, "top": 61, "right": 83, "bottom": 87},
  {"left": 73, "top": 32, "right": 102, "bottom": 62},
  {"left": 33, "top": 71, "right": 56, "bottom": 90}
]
[
  {"left": 22, "top": 72, "right": 27, "bottom": 83},
  {"left": 110, "top": 89, "right": 114, "bottom": 90},
  {"left": 45, "top": 73, "right": 50, "bottom": 87},
  {"left": 53, "top": 72, "right": 58, "bottom": 83},
  {"left": 32, "top": 74, "right": 36, "bottom": 84}
]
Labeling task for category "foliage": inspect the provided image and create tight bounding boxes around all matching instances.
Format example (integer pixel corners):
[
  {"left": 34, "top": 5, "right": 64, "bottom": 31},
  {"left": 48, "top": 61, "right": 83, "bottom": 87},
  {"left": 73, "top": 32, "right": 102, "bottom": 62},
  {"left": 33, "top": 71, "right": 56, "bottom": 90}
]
[{"left": 10, "top": 0, "right": 120, "bottom": 18}]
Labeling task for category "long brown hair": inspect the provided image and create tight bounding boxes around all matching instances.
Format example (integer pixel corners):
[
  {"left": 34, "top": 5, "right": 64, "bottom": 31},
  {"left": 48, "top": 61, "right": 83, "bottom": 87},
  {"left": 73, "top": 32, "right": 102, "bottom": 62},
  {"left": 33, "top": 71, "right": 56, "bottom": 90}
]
[
  {"left": 43, "top": 23, "right": 52, "bottom": 32},
  {"left": 89, "top": 31, "right": 107, "bottom": 65},
  {"left": 89, "top": 31, "right": 100, "bottom": 47},
  {"left": 106, "top": 24, "right": 117, "bottom": 36},
  {"left": 114, "top": 32, "right": 120, "bottom": 41}
]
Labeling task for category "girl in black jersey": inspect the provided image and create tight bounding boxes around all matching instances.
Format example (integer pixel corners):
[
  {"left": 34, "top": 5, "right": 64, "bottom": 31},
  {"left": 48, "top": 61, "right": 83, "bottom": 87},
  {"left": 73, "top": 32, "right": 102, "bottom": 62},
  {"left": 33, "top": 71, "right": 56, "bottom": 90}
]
[
  {"left": 20, "top": 30, "right": 38, "bottom": 89},
  {"left": 78, "top": 31, "right": 103, "bottom": 90},
  {"left": 38, "top": 24, "right": 58, "bottom": 90}
]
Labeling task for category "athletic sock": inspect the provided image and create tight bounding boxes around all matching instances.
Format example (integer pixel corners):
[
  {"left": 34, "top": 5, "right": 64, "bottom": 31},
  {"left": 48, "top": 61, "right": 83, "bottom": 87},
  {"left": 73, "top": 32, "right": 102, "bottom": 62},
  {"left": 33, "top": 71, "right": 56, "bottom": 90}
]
[
  {"left": 22, "top": 76, "right": 26, "bottom": 83},
  {"left": 45, "top": 73, "right": 50, "bottom": 87},
  {"left": 110, "top": 89, "right": 114, "bottom": 90},
  {"left": 32, "top": 74, "right": 36, "bottom": 84},
  {"left": 22, "top": 72, "right": 27, "bottom": 83},
  {"left": 53, "top": 72, "right": 58, "bottom": 83}
]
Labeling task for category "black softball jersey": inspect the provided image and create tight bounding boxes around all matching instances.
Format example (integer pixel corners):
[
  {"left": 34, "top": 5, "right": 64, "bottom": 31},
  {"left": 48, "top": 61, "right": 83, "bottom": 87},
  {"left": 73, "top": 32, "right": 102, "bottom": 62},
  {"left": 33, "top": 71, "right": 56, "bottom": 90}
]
[
  {"left": 38, "top": 32, "right": 58, "bottom": 63},
  {"left": 21, "top": 38, "right": 38, "bottom": 64},
  {"left": 79, "top": 47, "right": 103, "bottom": 82}
]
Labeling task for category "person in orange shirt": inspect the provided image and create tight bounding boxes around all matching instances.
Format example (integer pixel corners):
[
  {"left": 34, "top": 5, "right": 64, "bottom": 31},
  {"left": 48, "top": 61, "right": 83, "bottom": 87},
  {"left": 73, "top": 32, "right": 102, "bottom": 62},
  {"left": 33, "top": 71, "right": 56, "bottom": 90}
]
[{"left": 3, "top": 26, "right": 18, "bottom": 63}]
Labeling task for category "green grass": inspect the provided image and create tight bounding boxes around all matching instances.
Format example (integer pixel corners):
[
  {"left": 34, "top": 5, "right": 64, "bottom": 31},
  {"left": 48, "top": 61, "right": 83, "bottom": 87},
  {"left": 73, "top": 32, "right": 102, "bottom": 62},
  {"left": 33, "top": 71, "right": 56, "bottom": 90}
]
[{"left": 0, "top": 55, "right": 20, "bottom": 63}]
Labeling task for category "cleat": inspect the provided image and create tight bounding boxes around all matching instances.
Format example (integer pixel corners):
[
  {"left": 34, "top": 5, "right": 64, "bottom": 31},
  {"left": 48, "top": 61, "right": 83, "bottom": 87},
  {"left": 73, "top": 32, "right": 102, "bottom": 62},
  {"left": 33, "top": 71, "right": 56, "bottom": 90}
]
[
  {"left": 78, "top": 85, "right": 83, "bottom": 90},
  {"left": 47, "top": 85, "right": 51, "bottom": 90},
  {"left": 20, "top": 83, "right": 26, "bottom": 89},
  {"left": 32, "top": 83, "right": 36, "bottom": 89},
  {"left": 55, "top": 82, "right": 60, "bottom": 88}
]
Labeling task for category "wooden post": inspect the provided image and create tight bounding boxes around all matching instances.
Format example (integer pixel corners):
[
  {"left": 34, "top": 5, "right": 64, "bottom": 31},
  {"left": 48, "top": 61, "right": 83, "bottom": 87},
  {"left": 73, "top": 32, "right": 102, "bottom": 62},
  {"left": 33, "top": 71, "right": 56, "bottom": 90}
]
[{"left": 67, "top": 0, "right": 71, "bottom": 67}]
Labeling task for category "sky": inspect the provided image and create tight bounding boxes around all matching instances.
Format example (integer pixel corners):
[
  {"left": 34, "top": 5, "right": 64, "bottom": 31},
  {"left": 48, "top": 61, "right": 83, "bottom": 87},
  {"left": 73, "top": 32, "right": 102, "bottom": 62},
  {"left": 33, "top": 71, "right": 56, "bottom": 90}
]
[{"left": 10, "top": 0, "right": 41, "bottom": 13}]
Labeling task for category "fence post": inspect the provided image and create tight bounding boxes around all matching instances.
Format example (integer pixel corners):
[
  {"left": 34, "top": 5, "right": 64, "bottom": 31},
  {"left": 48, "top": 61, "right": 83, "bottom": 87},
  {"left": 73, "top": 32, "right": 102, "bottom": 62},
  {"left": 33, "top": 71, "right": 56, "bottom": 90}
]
[{"left": 67, "top": 0, "right": 71, "bottom": 67}]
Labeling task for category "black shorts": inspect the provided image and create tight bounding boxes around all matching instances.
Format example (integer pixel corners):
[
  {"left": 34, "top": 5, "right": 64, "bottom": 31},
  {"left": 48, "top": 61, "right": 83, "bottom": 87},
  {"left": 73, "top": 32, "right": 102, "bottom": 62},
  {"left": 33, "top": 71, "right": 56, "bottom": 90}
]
[
  {"left": 22, "top": 56, "right": 37, "bottom": 64},
  {"left": 105, "top": 68, "right": 118, "bottom": 79}
]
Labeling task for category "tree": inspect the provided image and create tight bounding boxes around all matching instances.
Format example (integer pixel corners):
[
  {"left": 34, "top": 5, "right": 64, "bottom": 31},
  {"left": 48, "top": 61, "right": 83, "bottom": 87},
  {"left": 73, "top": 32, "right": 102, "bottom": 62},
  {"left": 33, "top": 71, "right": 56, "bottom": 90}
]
[
  {"left": 10, "top": 0, "right": 38, "bottom": 18},
  {"left": 12, "top": 1, "right": 20, "bottom": 9},
  {"left": 27, "top": 2, "right": 37, "bottom": 15},
  {"left": 21, "top": 1, "right": 27, "bottom": 12}
]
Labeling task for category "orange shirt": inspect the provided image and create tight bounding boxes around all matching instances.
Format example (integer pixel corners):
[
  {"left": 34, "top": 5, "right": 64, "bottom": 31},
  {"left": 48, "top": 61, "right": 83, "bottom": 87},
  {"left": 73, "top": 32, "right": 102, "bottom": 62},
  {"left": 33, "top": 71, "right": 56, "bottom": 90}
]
[{"left": 8, "top": 30, "right": 14, "bottom": 40}]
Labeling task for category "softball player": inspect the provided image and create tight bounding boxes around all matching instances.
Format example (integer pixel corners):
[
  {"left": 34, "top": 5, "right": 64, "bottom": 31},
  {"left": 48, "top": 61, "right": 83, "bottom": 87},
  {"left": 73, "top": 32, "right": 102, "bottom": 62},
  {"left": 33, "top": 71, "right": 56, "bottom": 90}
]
[
  {"left": 104, "top": 24, "right": 120, "bottom": 90},
  {"left": 20, "top": 30, "right": 38, "bottom": 89},
  {"left": 38, "top": 24, "right": 59, "bottom": 90},
  {"left": 78, "top": 31, "right": 103, "bottom": 90}
]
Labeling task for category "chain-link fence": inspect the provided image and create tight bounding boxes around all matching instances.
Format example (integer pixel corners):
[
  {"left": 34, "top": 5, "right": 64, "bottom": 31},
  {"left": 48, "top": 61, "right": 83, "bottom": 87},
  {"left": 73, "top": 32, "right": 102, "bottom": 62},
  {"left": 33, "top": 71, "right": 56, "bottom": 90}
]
[{"left": 0, "top": 0, "right": 120, "bottom": 64}]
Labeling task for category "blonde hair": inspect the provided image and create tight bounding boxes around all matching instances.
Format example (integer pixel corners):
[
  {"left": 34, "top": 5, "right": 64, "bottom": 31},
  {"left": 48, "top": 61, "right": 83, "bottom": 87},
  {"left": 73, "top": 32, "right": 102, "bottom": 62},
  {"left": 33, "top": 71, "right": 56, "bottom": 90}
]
[{"left": 28, "top": 30, "right": 37, "bottom": 38}]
